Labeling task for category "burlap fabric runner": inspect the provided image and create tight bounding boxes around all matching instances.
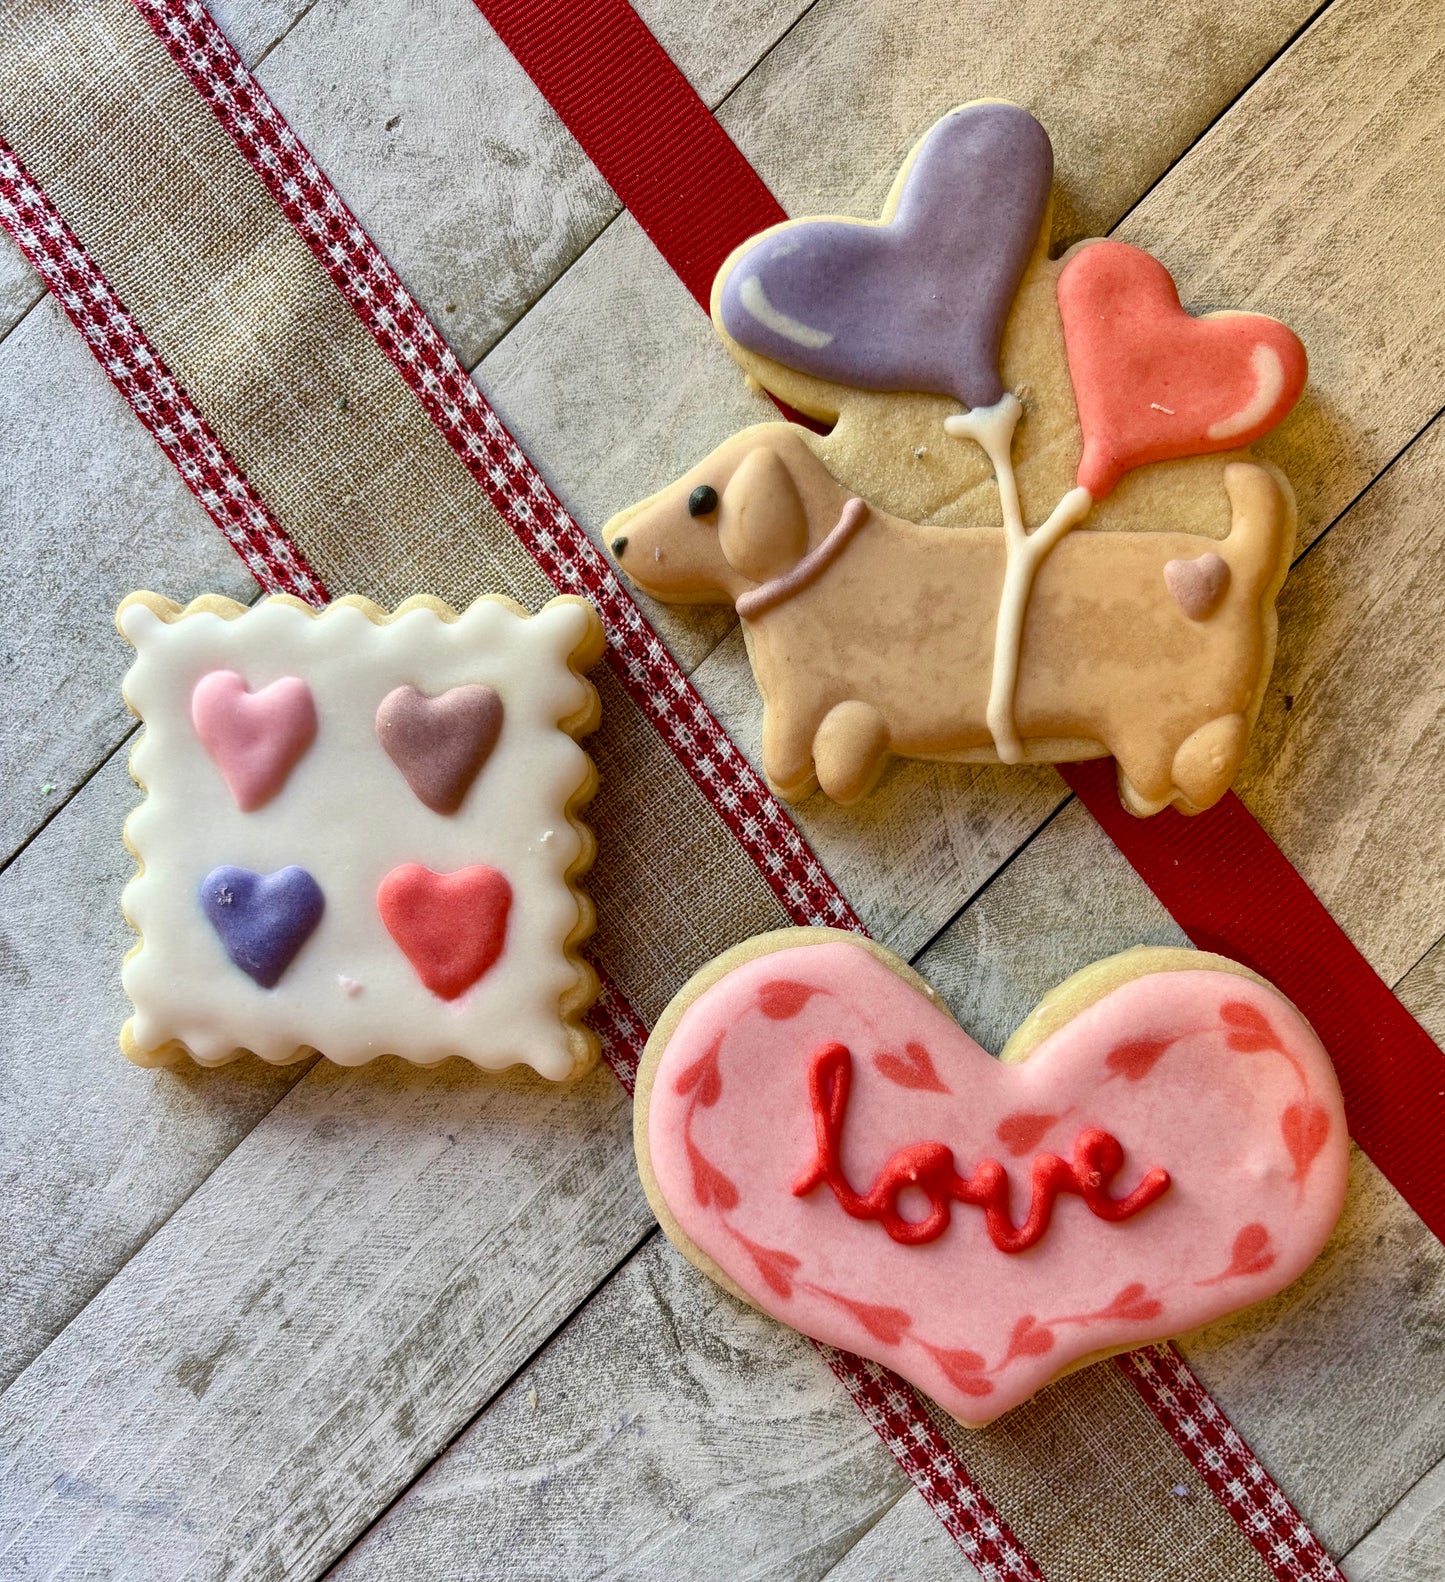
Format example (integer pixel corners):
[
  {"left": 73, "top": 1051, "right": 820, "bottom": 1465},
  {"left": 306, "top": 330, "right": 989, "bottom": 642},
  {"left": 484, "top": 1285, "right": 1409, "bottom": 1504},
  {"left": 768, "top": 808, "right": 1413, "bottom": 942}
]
[{"left": 0, "top": 1, "right": 1281, "bottom": 1575}]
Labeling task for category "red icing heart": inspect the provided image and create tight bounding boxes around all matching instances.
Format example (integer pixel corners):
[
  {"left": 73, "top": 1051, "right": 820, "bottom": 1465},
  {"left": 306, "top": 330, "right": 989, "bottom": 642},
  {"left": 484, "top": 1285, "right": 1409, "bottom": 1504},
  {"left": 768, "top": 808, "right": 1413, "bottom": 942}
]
[
  {"left": 1105, "top": 1037, "right": 1171, "bottom": 1081},
  {"left": 377, "top": 864, "right": 512, "bottom": 1001},
  {"left": 1057, "top": 240, "right": 1307, "bottom": 497},
  {"left": 874, "top": 1041, "right": 951, "bottom": 1093},
  {"left": 1281, "top": 1103, "right": 1331, "bottom": 1184},
  {"left": 644, "top": 940, "right": 1349, "bottom": 1425},
  {"left": 995, "top": 1111, "right": 1062, "bottom": 1157}
]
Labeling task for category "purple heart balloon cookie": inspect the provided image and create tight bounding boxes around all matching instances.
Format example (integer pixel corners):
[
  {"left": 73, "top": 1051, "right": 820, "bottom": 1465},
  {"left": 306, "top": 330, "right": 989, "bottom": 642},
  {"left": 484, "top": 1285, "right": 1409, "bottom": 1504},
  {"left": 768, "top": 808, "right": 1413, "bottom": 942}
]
[{"left": 715, "top": 101, "right": 1053, "bottom": 410}]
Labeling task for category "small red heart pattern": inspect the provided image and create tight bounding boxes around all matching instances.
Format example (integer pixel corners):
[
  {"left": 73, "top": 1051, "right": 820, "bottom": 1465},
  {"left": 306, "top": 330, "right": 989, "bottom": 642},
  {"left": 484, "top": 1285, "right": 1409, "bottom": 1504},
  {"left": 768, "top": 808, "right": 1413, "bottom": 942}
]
[
  {"left": 644, "top": 939, "right": 1347, "bottom": 1425},
  {"left": 1057, "top": 240, "right": 1307, "bottom": 498}
]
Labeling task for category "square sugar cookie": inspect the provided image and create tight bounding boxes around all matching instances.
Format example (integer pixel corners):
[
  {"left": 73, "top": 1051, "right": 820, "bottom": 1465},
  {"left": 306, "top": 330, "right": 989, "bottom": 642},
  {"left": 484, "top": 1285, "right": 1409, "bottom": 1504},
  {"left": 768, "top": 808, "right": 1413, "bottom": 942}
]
[{"left": 117, "top": 592, "right": 605, "bottom": 1080}]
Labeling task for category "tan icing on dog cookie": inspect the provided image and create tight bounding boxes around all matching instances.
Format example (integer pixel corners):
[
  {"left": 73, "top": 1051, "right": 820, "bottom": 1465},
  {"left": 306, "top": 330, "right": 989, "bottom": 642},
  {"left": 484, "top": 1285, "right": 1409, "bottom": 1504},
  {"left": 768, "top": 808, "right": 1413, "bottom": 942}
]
[
  {"left": 635, "top": 929, "right": 1348, "bottom": 1427},
  {"left": 117, "top": 592, "right": 604, "bottom": 1078},
  {"left": 603, "top": 102, "right": 1306, "bottom": 814}
]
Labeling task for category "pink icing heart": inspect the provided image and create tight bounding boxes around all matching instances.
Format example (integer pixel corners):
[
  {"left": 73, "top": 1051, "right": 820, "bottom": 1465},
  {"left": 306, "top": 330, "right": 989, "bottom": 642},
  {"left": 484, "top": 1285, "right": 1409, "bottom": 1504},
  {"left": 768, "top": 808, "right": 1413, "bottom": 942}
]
[
  {"left": 643, "top": 940, "right": 1347, "bottom": 1425},
  {"left": 191, "top": 670, "right": 318, "bottom": 811},
  {"left": 1057, "top": 240, "right": 1307, "bottom": 497}
]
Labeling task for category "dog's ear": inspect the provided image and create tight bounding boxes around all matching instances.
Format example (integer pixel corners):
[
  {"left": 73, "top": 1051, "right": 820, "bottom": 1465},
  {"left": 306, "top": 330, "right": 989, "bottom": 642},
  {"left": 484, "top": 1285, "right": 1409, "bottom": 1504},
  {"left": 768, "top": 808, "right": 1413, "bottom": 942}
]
[{"left": 717, "top": 446, "right": 808, "bottom": 584}]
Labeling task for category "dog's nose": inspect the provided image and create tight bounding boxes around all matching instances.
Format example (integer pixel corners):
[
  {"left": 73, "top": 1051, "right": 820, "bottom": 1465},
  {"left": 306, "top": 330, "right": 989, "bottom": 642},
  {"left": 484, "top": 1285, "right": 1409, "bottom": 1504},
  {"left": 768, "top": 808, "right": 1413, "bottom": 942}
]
[
  {"left": 688, "top": 484, "right": 719, "bottom": 517},
  {"left": 611, "top": 535, "right": 629, "bottom": 559}
]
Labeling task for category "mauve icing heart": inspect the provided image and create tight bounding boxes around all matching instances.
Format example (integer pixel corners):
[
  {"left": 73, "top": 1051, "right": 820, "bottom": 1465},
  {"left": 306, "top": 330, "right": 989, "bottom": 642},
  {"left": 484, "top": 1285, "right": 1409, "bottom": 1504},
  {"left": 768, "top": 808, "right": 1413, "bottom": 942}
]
[
  {"left": 1057, "top": 240, "right": 1307, "bottom": 497},
  {"left": 191, "top": 670, "right": 318, "bottom": 812},
  {"left": 716, "top": 102, "right": 1053, "bottom": 410},
  {"left": 201, "top": 865, "right": 325, "bottom": 988},
  {"left": 1164, "top": 552, "right": 1231, "bottom": 621},
  {"left": 641, "top": 938, "right": 1347, "bottom": 1425},
  {"left": 375, "top": 684, "right": 504, "bottom": 814},
  {"left": 377, "top": 863, "right": 512, "bottom": 1001}
]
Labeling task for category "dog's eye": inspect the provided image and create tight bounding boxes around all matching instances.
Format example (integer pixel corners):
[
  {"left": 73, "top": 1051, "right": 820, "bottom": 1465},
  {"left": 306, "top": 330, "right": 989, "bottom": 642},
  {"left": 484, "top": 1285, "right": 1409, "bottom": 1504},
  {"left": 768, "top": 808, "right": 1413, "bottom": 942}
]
[{"left": 688, "top": 484, "right": 719, "bottom": 518}]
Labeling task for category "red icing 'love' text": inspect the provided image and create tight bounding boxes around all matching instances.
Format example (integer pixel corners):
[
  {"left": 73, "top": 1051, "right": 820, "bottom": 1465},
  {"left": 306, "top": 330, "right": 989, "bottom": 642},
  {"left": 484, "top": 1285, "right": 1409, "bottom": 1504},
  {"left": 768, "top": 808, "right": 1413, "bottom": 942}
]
[{"left": 792, "top": 1042, "right": 1171, "bottom": 1250}]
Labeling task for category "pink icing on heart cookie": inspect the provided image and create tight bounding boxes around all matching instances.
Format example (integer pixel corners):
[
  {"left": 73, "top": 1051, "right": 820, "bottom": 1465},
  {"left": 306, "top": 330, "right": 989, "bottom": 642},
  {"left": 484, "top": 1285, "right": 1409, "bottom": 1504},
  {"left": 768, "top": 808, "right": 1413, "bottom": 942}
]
[
  {"left": 1057, "top": 240, "right": 1308, "bottom": 498},
  {"left": 637, "top": 932, "right": 1347, "bottom": 1426},
  {"left": 191, "top": 669, "right": 317, "bottom": 811}
]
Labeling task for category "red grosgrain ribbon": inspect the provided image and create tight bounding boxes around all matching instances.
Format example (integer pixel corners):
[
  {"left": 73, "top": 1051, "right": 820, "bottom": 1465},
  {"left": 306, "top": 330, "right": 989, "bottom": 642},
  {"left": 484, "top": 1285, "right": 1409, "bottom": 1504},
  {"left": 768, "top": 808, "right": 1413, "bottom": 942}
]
[
  {"left": 476, "top": 0, "right": 1445, "bottom": 1249},
  {"left": 468, "top": 0, "right": 785, "bottom": 311}
]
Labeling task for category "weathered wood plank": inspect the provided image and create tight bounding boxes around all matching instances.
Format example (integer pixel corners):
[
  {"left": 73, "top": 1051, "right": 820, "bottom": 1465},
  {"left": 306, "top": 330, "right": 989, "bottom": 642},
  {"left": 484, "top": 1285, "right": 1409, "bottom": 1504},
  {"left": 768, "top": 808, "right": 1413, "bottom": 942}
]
[
  {"left": 0, "top": 755, "right": 308, "bottom": 1391},
  {"left": 1395, "top": 932, "right": 1445, "bottom": 1045},
  {"left": 821, "top": 1490, "right": 982, "bottom": 1581},
  {"left": 1341, "top": 1455, "right": 1445, "bottom": 1581},
  {"left": 0, "top": 297, "right": 255, "bottom": 862},
  {"left": 329, "top": 1234, "right": 909, "bottom": 1582},
  {"left": 255, "top": 0, "right": 813, "bottom": 377},
  {"left": 0, "top": 1046, "right": 652, "bottom": 1580},
  {"left": 0, "top": 229, "right": 41, "bottom": 343}
]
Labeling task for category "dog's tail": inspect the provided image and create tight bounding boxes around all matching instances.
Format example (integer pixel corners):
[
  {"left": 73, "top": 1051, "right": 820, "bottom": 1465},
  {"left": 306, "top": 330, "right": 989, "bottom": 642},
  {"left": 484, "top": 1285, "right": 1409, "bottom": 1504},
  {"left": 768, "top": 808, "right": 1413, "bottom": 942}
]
[{"left": 1219, "top": 461, "right": 1294, "bottom": 604}]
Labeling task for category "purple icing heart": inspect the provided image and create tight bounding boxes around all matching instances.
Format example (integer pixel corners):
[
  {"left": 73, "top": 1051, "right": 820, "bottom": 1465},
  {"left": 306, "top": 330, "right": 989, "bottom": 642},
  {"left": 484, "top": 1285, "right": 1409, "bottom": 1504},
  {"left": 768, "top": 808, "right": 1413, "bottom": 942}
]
[
  {"left": 201, "top": 865, "right": 324, "bottom": 989},
  {"left": 717, "top": 102, "right": 1053, "bottom": 409}
]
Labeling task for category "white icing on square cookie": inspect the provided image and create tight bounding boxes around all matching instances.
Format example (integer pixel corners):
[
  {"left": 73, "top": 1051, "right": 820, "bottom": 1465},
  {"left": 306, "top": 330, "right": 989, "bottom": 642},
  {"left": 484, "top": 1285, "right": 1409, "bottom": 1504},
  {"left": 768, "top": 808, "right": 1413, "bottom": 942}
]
[{"left": 117, "top": 592, "right": 603, "bottom": 1079}]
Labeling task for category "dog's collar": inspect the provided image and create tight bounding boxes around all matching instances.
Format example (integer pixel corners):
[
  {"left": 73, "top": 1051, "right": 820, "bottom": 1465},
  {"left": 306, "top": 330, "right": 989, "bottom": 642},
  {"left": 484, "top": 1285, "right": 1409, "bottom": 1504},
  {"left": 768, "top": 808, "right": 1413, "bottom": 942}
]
[{"left": 734, "top": 497, "right": 869, "bottom": 621}]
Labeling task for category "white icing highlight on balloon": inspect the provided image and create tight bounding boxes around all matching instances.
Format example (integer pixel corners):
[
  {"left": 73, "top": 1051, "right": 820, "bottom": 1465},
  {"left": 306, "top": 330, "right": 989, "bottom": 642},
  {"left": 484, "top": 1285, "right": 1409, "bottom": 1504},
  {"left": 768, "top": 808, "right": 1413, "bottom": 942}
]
[
  {"left": 944, "top": 395, "right": 1094, "bottom": 762},
  {"left": 738, "top": 274, "right": 835, "bottom": 351},
  {"left": 1206, "top": 342, "right": 1285, "bottom": 441},
  {"left": 118, "top": 597, "right": 596, "bottom": 1077}
]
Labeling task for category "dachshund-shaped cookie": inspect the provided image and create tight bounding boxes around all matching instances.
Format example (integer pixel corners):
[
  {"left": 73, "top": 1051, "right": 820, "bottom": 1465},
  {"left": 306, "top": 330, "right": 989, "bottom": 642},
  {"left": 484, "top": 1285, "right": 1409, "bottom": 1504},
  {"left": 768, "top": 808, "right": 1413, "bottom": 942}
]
[{"left": 603, "top": 425, "right": 1291, "bottom": 815}]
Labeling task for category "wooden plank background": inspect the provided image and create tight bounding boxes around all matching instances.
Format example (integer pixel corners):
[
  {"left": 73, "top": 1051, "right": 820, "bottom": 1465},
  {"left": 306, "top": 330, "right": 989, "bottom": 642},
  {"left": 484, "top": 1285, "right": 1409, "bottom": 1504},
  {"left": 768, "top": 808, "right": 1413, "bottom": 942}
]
[{"left": 1, "top": 0, "right": 1442, "bottom": 1576}]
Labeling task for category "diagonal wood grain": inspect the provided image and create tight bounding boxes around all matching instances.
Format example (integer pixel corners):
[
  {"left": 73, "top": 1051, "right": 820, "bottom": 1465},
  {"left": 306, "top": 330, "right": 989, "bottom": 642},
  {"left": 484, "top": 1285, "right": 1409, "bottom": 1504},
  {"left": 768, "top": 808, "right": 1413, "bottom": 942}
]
[
  {"left": 328, "top": 1233, "right": 910, "bottom": 1582},
  {"left": 820, "top": 1490, "right": 982, "bottom": 1582},
  {"left": 1340, "top": 1456, "right": 1445, "bottom": 1581},
  {"left": 0, "top": 755, "right": 307, "bottom": 1392}
]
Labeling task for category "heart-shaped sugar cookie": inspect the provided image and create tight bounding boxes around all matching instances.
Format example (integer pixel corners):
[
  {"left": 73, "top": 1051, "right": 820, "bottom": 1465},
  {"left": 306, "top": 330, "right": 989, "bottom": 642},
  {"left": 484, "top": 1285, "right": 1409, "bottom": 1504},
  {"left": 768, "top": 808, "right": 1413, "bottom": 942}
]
[
  {"left": 191, "top": 670, "right": 317, "bottom": 811},
  {"left": 637, "top": 930, "right": 1347, "bottom": 1426},
  {"left": 715, "top": 102, "right": 1052, "bottom": 410},
  {"left": 1057, "top": 240, "right": 1307, "bottom": 497}
]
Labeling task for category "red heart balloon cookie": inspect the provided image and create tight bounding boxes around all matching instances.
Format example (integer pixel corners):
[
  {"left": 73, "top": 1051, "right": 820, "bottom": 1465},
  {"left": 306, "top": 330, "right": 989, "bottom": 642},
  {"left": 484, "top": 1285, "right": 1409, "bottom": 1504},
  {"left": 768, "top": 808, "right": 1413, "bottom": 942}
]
[
  {"left": 1057, "top": 240, "right": 1307, "bottom": 497},
  {"left": 378, "top": 864, "right": 512, "bottom": 1001},
  {"left": 637, "top": 931, "right": 1347, "bottom": 1426}
]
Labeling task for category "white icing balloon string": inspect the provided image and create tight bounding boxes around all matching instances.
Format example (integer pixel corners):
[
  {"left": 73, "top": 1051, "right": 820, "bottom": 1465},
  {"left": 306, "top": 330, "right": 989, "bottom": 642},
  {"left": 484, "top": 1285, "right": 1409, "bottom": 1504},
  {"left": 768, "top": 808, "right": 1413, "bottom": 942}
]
[{"left": 944, "top": 395, "right": 1093, "bottom": 763}]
